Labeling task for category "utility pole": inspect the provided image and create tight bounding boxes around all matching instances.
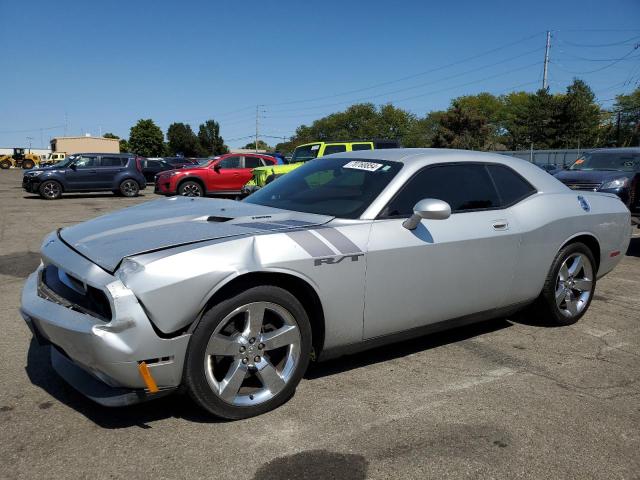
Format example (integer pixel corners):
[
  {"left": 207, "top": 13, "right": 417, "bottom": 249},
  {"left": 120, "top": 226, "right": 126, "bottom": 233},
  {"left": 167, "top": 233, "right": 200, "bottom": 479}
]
[
  {"left": 542, "top": 30, "right": 551, "bottom": 90},
  {"left": 255, "top": 105, "right": 260, "bottom": 152},
  {"left": 26, "top": 136, "right": 33, "bottom": 152}
]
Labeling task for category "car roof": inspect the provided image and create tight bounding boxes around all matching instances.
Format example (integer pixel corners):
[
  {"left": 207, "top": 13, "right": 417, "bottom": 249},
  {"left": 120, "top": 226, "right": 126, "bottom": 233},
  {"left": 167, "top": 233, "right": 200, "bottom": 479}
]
[
  {"left": 333, "top": 148, "right": 568, "bottom": 194},
  {"left": 584, "top": 147, "right": 640, "bottom": 154},
  {"left": 70, "top": 152, "right": 133, "bottom": 156}
]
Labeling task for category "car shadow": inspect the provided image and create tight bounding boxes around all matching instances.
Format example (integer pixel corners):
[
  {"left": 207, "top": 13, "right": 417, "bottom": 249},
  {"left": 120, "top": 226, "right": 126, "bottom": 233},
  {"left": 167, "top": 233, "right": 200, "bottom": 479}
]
[
  {"left": 23, "top": 193, "right": 147, "bottom": 200},
  {"left": 305, "top": 318, "right": 512, "bottom": 380},
  {"left": 25, "top": 338, "right": 219, "bottom": 428},
  {"left": 626, "top": 236, "right": 640, "bottom": 258},
  {"left": 25, "top": 320, "right": 513, "bottom": 428}
]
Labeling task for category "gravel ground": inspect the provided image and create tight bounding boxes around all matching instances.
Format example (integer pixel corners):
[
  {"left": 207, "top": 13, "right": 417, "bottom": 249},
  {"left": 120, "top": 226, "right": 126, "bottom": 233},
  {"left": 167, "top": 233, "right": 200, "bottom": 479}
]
[{"left": 0, "top": 168, "right": 639, "bottom": 480}]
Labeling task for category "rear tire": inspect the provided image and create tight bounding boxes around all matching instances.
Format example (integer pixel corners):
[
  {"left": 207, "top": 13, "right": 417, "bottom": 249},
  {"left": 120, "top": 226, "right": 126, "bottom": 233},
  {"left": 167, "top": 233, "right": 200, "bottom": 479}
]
[
  {"left": 535, "top": 242, "right": 596, "bottom": 326},
  {"left": 39, "top": 180, "right": 62, "bottom": 200},
  {"left": 119, "top": 179, "right": 139, "bottom": 197},
  {"left": 184, "top": 286, "right": 312, "bottom": 419},
  {"left": 178, "top": 180, "right": 203, "bottom": 197},
  {"left": 22, "top": 160, "right": 35, "bottom": 169}
]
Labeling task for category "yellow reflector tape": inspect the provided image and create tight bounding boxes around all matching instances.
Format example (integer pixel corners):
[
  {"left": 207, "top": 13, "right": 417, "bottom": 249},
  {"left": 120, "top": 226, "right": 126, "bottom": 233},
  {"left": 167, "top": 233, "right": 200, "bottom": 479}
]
[{"left": 138, "top": 361, "right": 159, "bottom": 393}]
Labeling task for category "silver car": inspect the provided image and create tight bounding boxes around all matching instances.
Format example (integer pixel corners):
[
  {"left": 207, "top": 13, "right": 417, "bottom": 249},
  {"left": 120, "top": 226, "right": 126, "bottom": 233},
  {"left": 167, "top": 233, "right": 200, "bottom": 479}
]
[{"left": 20, "top": 149, "right": 631, "bottom": 419}]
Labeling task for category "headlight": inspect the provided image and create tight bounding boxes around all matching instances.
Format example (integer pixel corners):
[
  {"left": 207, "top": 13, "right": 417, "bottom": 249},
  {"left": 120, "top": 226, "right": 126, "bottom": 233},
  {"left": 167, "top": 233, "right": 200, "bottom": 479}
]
[
  {"left": 600, "top": 177, "right": 629, "bottom": 190},
  {"left": 27, "top": 171, "right": 44, "bottom": 176}
]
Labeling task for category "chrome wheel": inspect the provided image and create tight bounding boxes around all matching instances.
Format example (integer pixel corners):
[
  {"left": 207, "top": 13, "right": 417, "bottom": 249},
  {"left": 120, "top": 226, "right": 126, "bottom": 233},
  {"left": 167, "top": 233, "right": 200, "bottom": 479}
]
[
  {"left": 41, "top": 181, "right": 61, "bottom": 199},
  {"left": 555, "top": 253, "right": 593, "bottom": 318},
  {"left": 204, "top": 302, "right": 301, "bottom": 406},
  {"left": 120, "top": 180, "right": 139, "bottom": 197},
  {"left": 180, "top": 182, "right": 202, "bottom": 197}
]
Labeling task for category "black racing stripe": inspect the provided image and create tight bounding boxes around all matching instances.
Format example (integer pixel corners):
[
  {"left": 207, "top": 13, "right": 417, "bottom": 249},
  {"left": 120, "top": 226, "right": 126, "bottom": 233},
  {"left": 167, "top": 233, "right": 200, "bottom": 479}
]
[
  {"left": 286, "top": 230, "right": 334, "bottom": 257},
  {"left": 315, "top": 228, "right": 361, "bottom": 254},
  {"left": 234, "top": 222, "right": 287, "bottom": 230},
  {"left": 274, "top": 219, "right": 316, "bottom": 227}
]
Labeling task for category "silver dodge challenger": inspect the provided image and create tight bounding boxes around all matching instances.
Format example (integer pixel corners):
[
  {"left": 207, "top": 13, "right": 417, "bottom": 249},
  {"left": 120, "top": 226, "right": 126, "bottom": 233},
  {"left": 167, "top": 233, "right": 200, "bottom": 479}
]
[{"left": 21, "top": 149, "right": 631, "bottom": 419}]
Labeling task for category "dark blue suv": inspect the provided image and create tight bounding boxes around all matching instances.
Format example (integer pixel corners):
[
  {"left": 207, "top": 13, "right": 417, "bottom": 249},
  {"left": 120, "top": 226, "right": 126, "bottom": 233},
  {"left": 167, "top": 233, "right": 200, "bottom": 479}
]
[{"left": 22, "top": 153, "right": 147, "bottom": 200}]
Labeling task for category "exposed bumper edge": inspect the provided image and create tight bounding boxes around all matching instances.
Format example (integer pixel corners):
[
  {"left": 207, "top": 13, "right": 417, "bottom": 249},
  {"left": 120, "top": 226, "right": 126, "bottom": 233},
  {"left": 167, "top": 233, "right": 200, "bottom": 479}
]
[{"left": 51, "top": 347, "right": 176, "bottom": 407}]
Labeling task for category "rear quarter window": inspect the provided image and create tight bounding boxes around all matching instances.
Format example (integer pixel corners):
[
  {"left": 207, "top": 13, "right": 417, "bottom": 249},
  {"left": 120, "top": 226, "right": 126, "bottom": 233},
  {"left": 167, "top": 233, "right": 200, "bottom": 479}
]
[{"left": 486, "top": 164, "right": 536, "bottom": 206}]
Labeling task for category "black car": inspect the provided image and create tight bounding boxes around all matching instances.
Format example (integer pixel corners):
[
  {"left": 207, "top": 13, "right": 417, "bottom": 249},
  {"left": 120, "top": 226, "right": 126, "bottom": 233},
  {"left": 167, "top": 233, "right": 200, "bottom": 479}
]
[
  {"left": 554, "top": 148, "right": 639, "bottom": 219},
  {"left": 22, "top": 153, "right": 147, "bottom": 200},
  {"left": 139, "top": 158, "right": 175, "bottom": 183},
  {"left": 163, "top": 157, "right": 199, "bottom": 169}
]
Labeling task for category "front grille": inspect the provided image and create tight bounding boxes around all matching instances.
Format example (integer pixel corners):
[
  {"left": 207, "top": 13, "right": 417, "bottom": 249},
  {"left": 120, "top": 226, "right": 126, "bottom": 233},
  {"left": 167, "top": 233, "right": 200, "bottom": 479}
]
[
  {"left": 39, "top": 264, "right": 112, "bottom": 321},
  {"left": 562, "top": 181, "right": 601, "bottom": 191}
]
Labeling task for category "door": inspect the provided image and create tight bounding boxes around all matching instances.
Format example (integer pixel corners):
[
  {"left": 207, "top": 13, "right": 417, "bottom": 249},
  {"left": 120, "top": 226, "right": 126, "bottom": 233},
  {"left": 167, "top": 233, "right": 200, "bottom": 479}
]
[
  {"left": 210, "top": 155, "right": 243, "bottom": 191},
  {"left": 96, "top": 156, "right": 127, "bottom": 188},
  {"left": 65, "top": 155, "right": 99, "bottom": 190},
  {"left": 363, "top": 163, "right": 521, "bottom": 339}
]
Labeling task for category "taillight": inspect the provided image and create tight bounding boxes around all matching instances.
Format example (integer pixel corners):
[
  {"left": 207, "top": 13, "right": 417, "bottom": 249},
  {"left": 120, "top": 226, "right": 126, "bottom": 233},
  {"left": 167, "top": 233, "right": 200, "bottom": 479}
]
[{"left": 135, "top": 157, "right": 143, "bottom": 172}]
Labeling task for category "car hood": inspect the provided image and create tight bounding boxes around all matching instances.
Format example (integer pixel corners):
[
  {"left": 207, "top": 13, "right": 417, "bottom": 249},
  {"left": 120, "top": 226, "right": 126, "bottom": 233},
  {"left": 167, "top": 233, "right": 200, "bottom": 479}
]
[
  {"left": 59, "top": 197, "right": 333, "bottom": 272},
  {"left": 554, "top": 169, "right": 633, "bottom": 184}
]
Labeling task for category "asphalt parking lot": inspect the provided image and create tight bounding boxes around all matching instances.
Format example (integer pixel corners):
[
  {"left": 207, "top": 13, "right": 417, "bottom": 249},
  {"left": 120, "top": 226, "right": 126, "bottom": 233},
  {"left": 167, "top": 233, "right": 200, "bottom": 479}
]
[{"left": 0, "top": 168, "right": 639, "bottom": 479}]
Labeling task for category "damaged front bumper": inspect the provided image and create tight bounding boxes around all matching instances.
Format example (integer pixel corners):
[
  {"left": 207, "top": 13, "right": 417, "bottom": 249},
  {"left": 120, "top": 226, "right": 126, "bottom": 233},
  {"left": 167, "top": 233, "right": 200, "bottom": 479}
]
[{"left": 20, "top": 233, "right": 191, "bottom": 407}]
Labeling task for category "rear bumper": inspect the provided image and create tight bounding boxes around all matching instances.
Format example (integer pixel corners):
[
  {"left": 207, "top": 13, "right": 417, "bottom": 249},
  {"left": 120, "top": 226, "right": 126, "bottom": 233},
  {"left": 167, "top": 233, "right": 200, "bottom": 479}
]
[{"left": 20, "top": 235, "right": 190, "bottom": 406}]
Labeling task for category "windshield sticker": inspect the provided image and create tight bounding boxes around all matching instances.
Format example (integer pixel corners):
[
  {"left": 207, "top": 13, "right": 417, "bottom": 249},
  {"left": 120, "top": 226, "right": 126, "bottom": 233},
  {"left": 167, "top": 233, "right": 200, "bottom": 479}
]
[
  {"left": 310, "top": 145, "right": 320, "bottom": 151},
  {"left": 344, "top": 161, "right": 383, "bottom": 171},
  {"left": 574, "top": 159, "right": 585, "bottom": 165}
]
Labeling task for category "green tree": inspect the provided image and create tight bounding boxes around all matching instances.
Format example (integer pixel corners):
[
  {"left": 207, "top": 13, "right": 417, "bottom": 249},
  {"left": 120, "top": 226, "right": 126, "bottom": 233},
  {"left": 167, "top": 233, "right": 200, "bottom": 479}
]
[
  {"left": 119, "top": 139, "right": 130, "bottom": 152},
  {"left": 403, "top": 111, "right": 445, "bottom": 147},
  {"left": 242, "top": 140, "right": 271, "bottom": 150},
  {"left": 198, "top": 120, "right": 228, "bottom": 155},
  {"left": 128, "top": 119, "right": 164, "bottom": 157},
  {"left": 432, "top": 105, "right": 492, "bottom": 150},
  {"left": 610, "top": 87, "right": 640, "bottom": 147},
  {"left": 167, "top": 123, "right": 202, "bottom": 157},
  {"left": 102, "top": 132, "right": 119, "bottom": 139},
  {"left": 557, "top": 79, "right": 601, "bottom": 148}
]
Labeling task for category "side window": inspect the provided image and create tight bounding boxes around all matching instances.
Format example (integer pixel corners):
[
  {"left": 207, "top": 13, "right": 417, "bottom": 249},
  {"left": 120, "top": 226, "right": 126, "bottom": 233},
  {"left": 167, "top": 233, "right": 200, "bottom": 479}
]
[
  {"left": 351, "top": 143, "right": 373, "bottom": 151},
  {"left": 217, "top": 156, "right": 241, "bottom": 168},
  {"left": 382, "top": 164, "right": 500, "bottom": 217},
  {"left": 243, "top": 156, "right": 262, "bottom": 169},
  {"left": 100, "top": 156, "right": 126, "bottom": 167},
  {"left": 74, "top": 156, "right": 98, "bottom": 168},
  {"left": 486, "top": 164, "right": 536, "bottom": 206},
  {"left": 323, "top": 144, "right": 347, "bottom": 155}
]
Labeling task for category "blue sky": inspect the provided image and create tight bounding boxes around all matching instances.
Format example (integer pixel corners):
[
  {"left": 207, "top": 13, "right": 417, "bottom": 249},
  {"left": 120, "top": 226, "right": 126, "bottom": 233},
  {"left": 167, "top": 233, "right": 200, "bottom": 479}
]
[{"left": 1, "top": 0, "right": 639, "bottom": 149}]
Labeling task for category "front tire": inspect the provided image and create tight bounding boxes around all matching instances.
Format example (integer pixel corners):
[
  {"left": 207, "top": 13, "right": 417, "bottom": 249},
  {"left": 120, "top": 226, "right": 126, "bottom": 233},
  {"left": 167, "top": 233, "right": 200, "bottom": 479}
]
[
  {"left": 39, "top": 180, "right": 62, "bottom": 200},
  {"left": 0, "top": 159, "right": 11, "bottom": 169},
  {"left": 184, "top": 286, "right": 312, "bottom": 419},
  {"left": 178, "top": 180, "right": 203, "bottom": 197},
  {"left": 536, "top": 242, "right": 596, "bottom": 326},
  {"left": 119, "top": 179, "right": 139, "bottom": 197}
]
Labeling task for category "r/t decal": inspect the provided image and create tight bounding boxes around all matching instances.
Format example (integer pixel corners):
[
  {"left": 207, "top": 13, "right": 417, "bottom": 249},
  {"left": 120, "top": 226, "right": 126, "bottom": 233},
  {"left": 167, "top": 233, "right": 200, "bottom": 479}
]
[{"left": 314, "top": 253, "right": 364, "bottom": 266}]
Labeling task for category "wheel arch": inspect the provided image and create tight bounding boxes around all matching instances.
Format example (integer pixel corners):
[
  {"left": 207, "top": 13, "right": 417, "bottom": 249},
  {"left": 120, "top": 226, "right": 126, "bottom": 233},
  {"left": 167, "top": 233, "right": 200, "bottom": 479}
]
[
  {"left": 559, "top": 233, "right": 601, "bottom": 271},
  {"left": 177, "top": 175, "right": 206, "bottom": 193},
  {"left": 195, "top": 271, "right": 326, "bottom": 359}
]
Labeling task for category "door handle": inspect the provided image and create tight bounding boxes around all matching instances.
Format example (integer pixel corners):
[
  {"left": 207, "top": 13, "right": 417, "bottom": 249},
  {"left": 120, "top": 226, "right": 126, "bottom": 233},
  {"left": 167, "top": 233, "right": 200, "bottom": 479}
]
[{"left": 492, "top": 220, "right": 509, "bottom": 231}]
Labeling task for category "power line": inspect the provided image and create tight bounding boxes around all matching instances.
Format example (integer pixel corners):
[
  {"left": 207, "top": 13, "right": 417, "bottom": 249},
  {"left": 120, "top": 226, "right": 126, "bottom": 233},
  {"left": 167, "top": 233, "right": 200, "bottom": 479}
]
[
  {"left": 263, "top": 31, "right": 545, "bottom": 107},
  {"left": 557, "top": 34, "right": 640, "bottom": 48},
  {"left": 266, "top": 50, "right": 544, "bottom": 116},
  {"left": 0, "top": 124, "right": 65, "bottom": 134}
]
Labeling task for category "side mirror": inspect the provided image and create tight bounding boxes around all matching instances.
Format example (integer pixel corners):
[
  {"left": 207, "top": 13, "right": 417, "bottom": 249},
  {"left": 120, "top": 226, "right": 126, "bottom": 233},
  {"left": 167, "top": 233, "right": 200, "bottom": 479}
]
[
  {"left": 213, "top": 164, "right": 221, "bottom": 172},
  {"left": 402, "top": 198, "right": 451, "bottom": 230},
  {"left": 69, "top": 164, "right": 77, "bottom": 170}
]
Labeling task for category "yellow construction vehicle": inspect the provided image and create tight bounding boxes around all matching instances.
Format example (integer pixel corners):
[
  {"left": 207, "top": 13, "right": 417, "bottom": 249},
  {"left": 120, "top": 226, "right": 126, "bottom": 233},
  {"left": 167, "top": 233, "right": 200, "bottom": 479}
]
[{"left": 0, "top": 148, "right": 40, "bottom": 170}]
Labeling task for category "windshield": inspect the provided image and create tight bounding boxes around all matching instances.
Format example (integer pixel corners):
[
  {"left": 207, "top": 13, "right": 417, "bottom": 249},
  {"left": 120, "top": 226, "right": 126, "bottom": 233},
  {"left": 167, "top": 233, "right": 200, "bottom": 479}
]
[
  {"left": 244, "top": 158, "right": 402, "bottom": 218},
  {"left": 291, "top": 144, "right": 321, "bottom": 163},
  {"left": 569, "top": 152, "right": 640, "bottom": 172},
  {"left": 50, "top": 155, "right": 76, "bottom": 168}
]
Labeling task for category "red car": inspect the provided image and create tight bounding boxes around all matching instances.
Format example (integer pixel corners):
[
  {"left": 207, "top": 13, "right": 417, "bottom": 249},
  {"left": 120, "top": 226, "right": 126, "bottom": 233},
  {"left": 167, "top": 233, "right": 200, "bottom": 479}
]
[{"left": 154, "top": 153, "right": 277, "bottom": 197}]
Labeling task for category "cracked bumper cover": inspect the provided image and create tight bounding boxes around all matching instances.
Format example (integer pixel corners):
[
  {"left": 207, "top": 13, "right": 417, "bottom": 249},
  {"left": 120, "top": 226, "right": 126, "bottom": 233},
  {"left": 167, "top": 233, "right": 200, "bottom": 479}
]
[{"left": 20, "top": 237, "right": 191, "bottom": 406}]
